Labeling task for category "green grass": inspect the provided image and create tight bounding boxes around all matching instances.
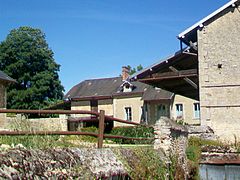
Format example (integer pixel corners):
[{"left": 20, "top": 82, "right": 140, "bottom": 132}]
[{"left": 0, "top": 135, "right": 77, "bottom": 149}]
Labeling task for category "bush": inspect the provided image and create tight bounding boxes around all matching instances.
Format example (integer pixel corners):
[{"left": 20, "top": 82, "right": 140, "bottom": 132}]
[
  {"left": 78, "top": 126, "right": 98, "bottom": 142},
  {"left": 188, "top": 136, "right": 223, "bottom": 148},
  {"left": 186, "top": 145, "right": 200, "bottom": 162},
  {"left": 114, "top": 147, "right": 167, "bottom": 179},
  {"left": 109, "top": 125, "right": 154, "bottom": 144}
]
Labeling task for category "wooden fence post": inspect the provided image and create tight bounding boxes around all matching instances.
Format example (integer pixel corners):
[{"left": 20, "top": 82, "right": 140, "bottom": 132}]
[{"left": 97, "top": 110, "right": 105, "bottom": 148}]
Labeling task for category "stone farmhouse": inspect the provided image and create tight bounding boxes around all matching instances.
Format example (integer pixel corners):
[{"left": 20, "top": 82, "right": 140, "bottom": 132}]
[
  {"left": 0, "top": 70, "right": 16, "bottom": 127},
  {"left": 131, "top": 0, "right": 240, "bottom": 141},
  {"left": 65, "top": 67, "right": 199, "bottom": 129}
]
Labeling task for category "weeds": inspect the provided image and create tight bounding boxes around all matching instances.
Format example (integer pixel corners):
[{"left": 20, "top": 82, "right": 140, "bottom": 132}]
[
  {"left": 113, "top": 147, "right": 182, "bottom": 180},
  {"left": 0, "top": 135, "right": 76, "bottom": 149},
  {"left": 186, "top": 136, "right": 228, "bottom": 179},
  {"left": 1, "top": 116, "right": 97, "bottom": 149},
  {"left": 109, "top": 125, "right": 154, "bottom": 144},
  {"left": 114, "top": 147, "right": 166, "bottom": 179}
]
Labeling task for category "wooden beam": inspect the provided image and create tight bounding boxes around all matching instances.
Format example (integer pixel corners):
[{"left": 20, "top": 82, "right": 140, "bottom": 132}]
[
  {"left": 0, "top": 109, "right": 99, "bottom": 116},
  {"left": 189, "top": 41, "right": 198, "bottom": 51},
  {"left": 139, "top": 74, "right": 197, "bottom": 82},
  {"left": 98, "top": 110, "right": 105, "bottom": 148},
  {"left": 183, "top": 51, "right": 197, "bottom": 56},
  {"left": 152, "top": 69, "right": 197, "bottom": 78},
  {"left": 169, "top": 66, "right": 198, "bottom": 89}
]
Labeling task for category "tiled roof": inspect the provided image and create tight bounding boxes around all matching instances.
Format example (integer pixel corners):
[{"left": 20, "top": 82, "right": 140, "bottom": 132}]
[
  {"left": 65, "top": 77, "right": 122, "bottom": 99},
  {"left": 142, "top": 87, "right": 173, "bottom": 101},
  {"left": 0, "top": 70, "right": 16, "bottom": 83},
  {"left": 65, "top": 76, "right": 173, "bottom": 101}
]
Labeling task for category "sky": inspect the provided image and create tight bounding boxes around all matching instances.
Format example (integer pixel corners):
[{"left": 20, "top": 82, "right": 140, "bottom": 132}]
[{"left": 0, "top": 0, "right": 229, "bottom": 93}]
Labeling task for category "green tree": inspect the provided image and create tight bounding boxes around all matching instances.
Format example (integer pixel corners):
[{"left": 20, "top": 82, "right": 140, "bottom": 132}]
[
  {"left": 0, "top": 27, "right": 64, "bottom": 109},
  {"left": 127, "top": 64, "right": 143, "bottom": 75}
]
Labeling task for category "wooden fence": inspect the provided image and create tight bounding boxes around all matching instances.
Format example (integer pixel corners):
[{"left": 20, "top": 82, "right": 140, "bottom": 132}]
[{"left": 0, "top": 109, "right": 153, "bottom": 148}]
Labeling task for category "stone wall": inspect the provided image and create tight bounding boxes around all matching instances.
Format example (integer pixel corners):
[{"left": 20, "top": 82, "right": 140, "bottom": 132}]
[
  {"left": 154, "top": 117, "right": 188, "bottom": 153},
  {"left": 71, "top": 101, "right": 91, "bottom": 118},
  {"left": 154, "top": 117, "right": 216, "bottom": 178},
  {"left": 198, "top": 5, "right": 240, "bottom": 142},
  {"left": 154, "top": 117, "right": 188, "bottom": 178},
  {"left": 0, "top": 83, "right": 7, "bottom": 128},
  {"left": 154, "top": 117, "right": 216, "bottom": 152},
  {"left": 0, "top": 148, "right": 127, "bottom": 179},
  {"left": 6, "top": 115, "right": 68, "bottom": 131}
]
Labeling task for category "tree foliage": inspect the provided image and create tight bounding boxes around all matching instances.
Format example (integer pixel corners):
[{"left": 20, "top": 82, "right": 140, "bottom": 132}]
[
  {"left": 0, "top": 27, "right": 64, "bottom": 109},
  {"left": 127, "top": 64, "right": 143, "bottom": 75}
]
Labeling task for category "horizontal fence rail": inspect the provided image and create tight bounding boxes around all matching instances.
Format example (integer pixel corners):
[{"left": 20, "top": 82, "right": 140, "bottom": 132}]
[
  {"left": 0, "top": 109, "right": 99, "bottom": 116},
  {"left": 0, "top": 109, "right": 152, "bottom": 148},
  {"left": 105, "top": 115, "right": 140, "bottom": 126},
  {"left": 0, "top": 131, "right": 99, "bottom": 137},
  {"left": 67, "top": 116, "right": 141, "bottom": 126},
  {"left": 67, "top": 117, "right": 99, "bottom": 123}
]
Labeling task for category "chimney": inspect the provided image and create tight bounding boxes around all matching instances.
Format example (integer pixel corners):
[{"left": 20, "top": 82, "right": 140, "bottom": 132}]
[{"left": 122, "top": 66, "right": 130, "bottom": 81}]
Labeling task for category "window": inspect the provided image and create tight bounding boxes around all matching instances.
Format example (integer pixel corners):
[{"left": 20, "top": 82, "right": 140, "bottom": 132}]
[
  {"left": 194, "top": 103, "right": 200, "bottom": 119},
  {"left": 176, "top": 104, "right": 183, "bottom": 119},
  {"left": 157, "top": 104, "right": 167, "bottom": 119},
  {"left": 125, "top": 107, "right": 132, "bottom": 121},
  {"left": 123, "top": 84, "right": 132, "bottom": 92}
]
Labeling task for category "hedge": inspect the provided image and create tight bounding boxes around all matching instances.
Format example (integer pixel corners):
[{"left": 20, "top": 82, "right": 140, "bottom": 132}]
[{"left": 109, "top": 125, "right": 154, "bottom": 144}]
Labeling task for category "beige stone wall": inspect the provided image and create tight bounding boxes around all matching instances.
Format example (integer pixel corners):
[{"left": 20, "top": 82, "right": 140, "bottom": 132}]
[
  {"left": 71, "top": 100, "right": 113, "bottom": 117},
  {"left": 98, "top": 99, "right": 113, "bottom": 116},
  {"left": 198, "top": 6, "right": 240, "bottom": 141},
  {"left": 113, "top": 96, "right": 143, "bottom": 126},
  {"left": 171, "top": 95, "right": 200, "bottom": 125},
  {"left": 0, "top": 83, "right": 7, "bottom": 128},
  {"left": 71, "top": 101, "right": 91, "bottom": 118},
  {"left": 6, "top": 115, "right": 68, "bottom": 131}
]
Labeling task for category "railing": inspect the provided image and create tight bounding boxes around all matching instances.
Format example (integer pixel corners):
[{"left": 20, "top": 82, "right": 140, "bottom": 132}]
[{"left": 0, "top": 109, "right": 153, "bottom": 148}]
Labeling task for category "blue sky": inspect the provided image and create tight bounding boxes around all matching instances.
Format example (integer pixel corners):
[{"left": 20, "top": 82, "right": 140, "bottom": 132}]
[{"left": 0, "top": 0, "right": 228, "bottom": 92}]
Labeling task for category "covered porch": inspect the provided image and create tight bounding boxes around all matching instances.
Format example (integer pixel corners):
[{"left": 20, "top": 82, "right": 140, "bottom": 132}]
[{"left": 131, "top": 48, "right": 199, "bottom": 101}]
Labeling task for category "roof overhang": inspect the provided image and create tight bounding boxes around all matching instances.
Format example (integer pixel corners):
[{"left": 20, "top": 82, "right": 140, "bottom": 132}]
[
  {"left": 0, "top": 79, "right": 17, "bottom": 84},
  {"left": 131, "top": 48, "right": 196, "bottom": 80},
  {"left": 178, "top": 0, "right": 239, "bottom": 45},
  {"left": 0, "top": 71, "right": 17, "bottom": 84},
  {"left": 71, "top": 95, "right": 112, "bottom": 101},
  {"left": 45, "top": 100, "right": 71, "bottom": 110},
  {"left": 143, "top": 99, "right": 171, "bottom": 103},
  {"left": 112, "top": 91, "right": 143, "bottom": 98},
  {"left": 131, "top": 49, "right": 199, "bottom": 100}
]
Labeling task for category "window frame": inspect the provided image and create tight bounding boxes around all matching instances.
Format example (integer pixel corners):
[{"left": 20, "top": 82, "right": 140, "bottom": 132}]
[
  {"left": 193, "top": 103, "right": 200, "bottom": 119},
  {"left": 125, "top": 107, "right": 132, "bottom": 121},
  {"left": 176, "top": 103, "right": 183, "bottom": 119}
]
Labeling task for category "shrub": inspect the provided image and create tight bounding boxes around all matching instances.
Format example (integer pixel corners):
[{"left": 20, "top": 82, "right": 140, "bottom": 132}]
[
  {"left": 109, "top": 125, "right": 154, "bottom": 144},
  {"left": 114, "top": 147, "right": 167, "bottom": 179},
  {"left": 78, "top": 126, "right": 98, "bottom": 142},
  {"left": 186, "top": 145, "right": 200, "bottom": 162},
  {"left": 188, "top": 136, "right": 223, "bottom": 147}
]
